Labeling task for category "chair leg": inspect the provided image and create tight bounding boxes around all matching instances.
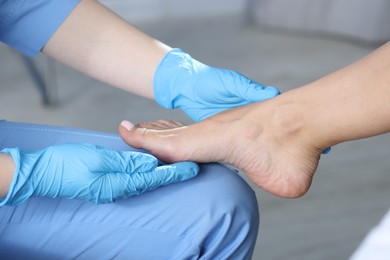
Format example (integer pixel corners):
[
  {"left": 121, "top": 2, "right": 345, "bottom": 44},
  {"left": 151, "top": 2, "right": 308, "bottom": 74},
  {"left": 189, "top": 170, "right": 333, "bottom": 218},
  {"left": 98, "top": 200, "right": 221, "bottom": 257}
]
[
  {"left": 244, "top": 0, "right": 258, "bottom": 25},
  {"left": 20, "top": 54, "right": 58, "bottom": 106}
]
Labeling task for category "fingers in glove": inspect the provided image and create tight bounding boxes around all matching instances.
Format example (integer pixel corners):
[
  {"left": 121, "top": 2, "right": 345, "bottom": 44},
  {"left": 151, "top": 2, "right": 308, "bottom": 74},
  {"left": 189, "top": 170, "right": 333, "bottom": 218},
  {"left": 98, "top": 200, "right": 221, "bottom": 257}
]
[
  {"left": 93, "top": 161, "right": 199, "bottom": 204},
  {"left": 129, "top": 161, "right": 199, "bottom": 194},
  {"left": 244, "top": 84, "right": 280, "bottom": 102},
  {"left": 83, "top": 144, "right": 159, "bottom": 173}
]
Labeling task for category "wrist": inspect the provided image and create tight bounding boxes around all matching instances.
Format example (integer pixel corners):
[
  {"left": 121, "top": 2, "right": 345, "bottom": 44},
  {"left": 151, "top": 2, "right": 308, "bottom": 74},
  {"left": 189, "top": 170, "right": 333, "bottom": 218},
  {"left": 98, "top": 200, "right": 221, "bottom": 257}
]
[
  {"left": 0, "top": 149, "right": 39, "bottom": 206},
  {"left": 153, "top": 48, "right": 195, "bottom": 109},
  {"left": 0, "top": 152, "right": 16, "bottom": 199}
]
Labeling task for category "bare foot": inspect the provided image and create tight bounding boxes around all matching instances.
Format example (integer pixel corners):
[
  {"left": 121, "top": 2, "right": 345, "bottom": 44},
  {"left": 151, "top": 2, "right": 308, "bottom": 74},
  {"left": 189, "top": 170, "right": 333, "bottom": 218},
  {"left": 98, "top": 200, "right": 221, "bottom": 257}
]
[{"left": 118, "top": 99, "right": 326, "bottom": 198}]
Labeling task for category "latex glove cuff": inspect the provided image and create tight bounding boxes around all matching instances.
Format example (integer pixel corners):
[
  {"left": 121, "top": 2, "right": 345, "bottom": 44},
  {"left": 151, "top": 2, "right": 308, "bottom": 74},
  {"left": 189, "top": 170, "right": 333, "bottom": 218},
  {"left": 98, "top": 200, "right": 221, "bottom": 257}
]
[{"left": 153, "top": 48, "right": 192, "bottom": 109}]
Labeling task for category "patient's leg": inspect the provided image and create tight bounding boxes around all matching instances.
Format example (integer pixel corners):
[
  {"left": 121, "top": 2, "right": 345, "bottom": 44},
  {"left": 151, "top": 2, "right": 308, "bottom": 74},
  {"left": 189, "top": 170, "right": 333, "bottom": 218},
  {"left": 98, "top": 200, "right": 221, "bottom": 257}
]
[
  {"left": 0, "top": 120, "right": 259, "bottom": 259},
  {"left": 119, "top": 41, "right": 390, "bottom": 198}
]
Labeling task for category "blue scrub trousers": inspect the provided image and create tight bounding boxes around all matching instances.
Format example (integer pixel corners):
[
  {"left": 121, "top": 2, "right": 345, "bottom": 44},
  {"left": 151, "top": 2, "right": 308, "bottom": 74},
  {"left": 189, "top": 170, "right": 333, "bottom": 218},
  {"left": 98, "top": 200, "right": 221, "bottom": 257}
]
[{"left": 0, "top": 120, "right": 259, "bottom": 259}]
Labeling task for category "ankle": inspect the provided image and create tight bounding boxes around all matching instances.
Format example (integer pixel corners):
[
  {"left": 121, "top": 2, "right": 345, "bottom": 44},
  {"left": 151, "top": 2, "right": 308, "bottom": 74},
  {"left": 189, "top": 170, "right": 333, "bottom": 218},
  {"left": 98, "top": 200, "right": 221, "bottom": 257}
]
[
  {"left": 268, "top": 95, "right": 325, "bottom": 153},
  {"left": 271, "top": 98, "right": 306, "bottom": 140}
]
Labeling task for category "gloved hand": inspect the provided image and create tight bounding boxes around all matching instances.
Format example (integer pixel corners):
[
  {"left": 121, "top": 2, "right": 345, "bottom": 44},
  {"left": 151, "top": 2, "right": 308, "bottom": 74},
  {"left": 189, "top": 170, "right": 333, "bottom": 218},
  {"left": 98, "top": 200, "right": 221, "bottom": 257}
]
[
  {"left": 154, "top": 48, "right": 280, "bottom": 122},
  {"left": 0, "top": 143, "right": 199, "bottom": 205}
]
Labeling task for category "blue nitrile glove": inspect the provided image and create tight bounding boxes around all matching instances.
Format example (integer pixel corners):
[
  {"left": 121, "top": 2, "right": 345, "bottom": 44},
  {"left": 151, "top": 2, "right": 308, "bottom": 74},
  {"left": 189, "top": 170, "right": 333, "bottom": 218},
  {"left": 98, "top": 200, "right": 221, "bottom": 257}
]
[
  {"left": 0, "top": 143, "right": 199, "bottom": 206},
  {"left": 154, "top": 48, "right": 280, "bottom": 122}
]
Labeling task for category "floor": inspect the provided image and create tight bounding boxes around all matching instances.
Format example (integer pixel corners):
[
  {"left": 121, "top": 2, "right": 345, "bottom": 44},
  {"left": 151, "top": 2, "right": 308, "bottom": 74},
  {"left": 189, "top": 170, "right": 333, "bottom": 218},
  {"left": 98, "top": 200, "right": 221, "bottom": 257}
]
[{"left": 1, "top": 14, "right": 389, "bottom": 260}]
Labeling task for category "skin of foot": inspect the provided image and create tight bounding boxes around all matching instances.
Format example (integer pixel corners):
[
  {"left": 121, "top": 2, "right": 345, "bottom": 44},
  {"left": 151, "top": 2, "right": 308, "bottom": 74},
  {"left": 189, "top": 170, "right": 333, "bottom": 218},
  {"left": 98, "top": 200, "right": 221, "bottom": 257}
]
[{"left": 118, "top": 95, "right": 327, "bottom": 198}]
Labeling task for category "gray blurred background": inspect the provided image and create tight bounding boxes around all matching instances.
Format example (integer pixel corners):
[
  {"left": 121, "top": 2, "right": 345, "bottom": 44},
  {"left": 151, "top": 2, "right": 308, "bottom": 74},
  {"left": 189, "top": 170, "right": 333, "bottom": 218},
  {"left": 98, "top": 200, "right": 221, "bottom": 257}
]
[{"left": 1, "top": 0, "right": 390, "bottom": 259}]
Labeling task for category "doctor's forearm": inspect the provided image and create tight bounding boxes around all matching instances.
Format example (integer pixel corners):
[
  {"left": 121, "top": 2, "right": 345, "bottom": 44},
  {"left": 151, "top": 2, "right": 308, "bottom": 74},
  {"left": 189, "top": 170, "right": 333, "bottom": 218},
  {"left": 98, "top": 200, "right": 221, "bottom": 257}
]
[{"left": 43, "top": 0, "right": 170, "bottom": 100}]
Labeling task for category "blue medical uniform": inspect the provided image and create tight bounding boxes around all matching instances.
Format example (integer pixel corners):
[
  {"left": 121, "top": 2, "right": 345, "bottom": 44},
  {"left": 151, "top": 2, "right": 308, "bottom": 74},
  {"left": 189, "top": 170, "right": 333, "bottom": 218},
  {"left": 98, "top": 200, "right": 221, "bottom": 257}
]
[
  {"left": 0, "top": 1, "right": 259, "bottom": 259},
  {"left": 0, "top": 0, "right": 79, "bottom": 56}
]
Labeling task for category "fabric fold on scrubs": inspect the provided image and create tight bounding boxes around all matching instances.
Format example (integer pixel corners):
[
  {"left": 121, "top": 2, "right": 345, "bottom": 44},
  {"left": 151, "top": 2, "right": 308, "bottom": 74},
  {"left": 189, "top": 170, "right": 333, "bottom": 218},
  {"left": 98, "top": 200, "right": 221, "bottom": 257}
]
[{"left": 0, "top": 0, "right": 80, "bottom": 57}]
